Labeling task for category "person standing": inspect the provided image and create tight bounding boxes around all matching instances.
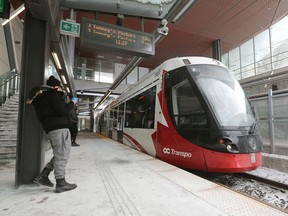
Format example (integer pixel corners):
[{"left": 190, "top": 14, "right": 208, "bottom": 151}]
[
  {"left": 69, "top": 103, "right": 80, "bottom": 147},
  {"left": 27, "top": 76, "right": 77, "bottom": 193}
]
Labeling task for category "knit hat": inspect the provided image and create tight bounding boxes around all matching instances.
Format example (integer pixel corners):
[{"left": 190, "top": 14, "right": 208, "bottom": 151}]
[{"left": 46, "top": 76, "right": 61, "bottom": 87}]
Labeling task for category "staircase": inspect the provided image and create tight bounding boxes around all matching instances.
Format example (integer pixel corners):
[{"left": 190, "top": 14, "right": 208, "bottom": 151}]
[{"left": 0, "top": 92, "right": 19, "bottom": 159}]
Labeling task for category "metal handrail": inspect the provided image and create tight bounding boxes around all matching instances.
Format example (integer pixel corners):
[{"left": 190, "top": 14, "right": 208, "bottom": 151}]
[
  {"left": 0, "top": 72, "right": 19, "bottom": 88},
  {"left": 0, "top": 69, "right": 20, "bottom": 106}
]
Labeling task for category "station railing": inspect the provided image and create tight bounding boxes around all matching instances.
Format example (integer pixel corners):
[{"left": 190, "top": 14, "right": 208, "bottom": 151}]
[
  {"left": 249, "top": 89, "right": 288, "bottom": 155},
  {"left": 0, "top": 69, "right": 20, "bottom": 106}
]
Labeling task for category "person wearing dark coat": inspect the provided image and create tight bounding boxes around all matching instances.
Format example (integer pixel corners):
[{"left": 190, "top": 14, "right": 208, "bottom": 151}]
[
  {"left": 27, "top": 76, "right": 77, "bottom": 193},
  {"left": 69, "top": 104, "right": 80, "bottom": 147}
]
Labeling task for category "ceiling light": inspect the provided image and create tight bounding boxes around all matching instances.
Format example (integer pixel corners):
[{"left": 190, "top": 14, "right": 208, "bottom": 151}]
[
  {"left": 2, "top": 4, "right": 25, "bottom": 26},
  {"left": 66, "top": 87, "right": 70, "bottom": 93},
  {"left": 135, "top": 0, "right": 173, "bottom": 4},
  {"left": 61, "top": 75, "right": 67, "bottom": 84},
  {"left": 52, "top": 52, "right": 62, "bottom": 69}
]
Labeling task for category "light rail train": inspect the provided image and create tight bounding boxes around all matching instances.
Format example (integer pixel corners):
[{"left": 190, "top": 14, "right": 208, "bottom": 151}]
[{"left": 96, "top": 56, "right": 263, "bottom": 172}]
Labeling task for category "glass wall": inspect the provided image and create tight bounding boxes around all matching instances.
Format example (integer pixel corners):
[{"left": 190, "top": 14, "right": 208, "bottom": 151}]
[
  {"left": 254, "top": 30, "right": 271, "bottom": 74},
  {"left": 222, "top": 16, "right": 288, "bottom": 85},
  {"left": 73, "top": 56, "right": 149, "bottom": 85}
]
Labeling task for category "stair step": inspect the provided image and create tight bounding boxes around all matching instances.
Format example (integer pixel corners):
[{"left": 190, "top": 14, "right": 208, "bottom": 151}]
[
  {"left": 0, "top": 91, "right": 19, "bottom": 159},
  {"left": 0, "top": 152, "right": 16, "bottom": 159}
]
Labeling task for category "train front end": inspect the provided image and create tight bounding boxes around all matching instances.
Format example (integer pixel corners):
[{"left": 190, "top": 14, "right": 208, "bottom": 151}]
[{"left": 162, "top": 57, "right": 263, "bottom": 172}]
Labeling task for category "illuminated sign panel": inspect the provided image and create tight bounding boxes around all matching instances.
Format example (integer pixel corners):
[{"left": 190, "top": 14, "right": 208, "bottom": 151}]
[
  {"left": 60, "top": 20, "right": 81, "bottom": 37},
  {"left": 81, "top": 17, "right": 155, "bottom": 57},
  {"left": 0, "top": 0, "right": 10, "bottom": 19}
]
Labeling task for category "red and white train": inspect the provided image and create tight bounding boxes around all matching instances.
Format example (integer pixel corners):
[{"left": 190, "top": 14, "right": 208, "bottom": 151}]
[{"left": 96, "top": 56, "right": 263, "bottom": 172}]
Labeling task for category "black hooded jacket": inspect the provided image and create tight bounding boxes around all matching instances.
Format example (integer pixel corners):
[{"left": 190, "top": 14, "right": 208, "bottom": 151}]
[{"left": 29, "top": 86, "right": 74, "bottom": 133}]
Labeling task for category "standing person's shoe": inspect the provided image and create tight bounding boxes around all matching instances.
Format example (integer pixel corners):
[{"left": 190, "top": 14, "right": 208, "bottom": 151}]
[
  {"left": 55, "top": 178, "right": 77, "bottom": 193},
  {"left": 72, "top": 142, "right": 80, "bottom": 147},
  {"left": 33, "top": 167, "right": 54, "bottom": 187}
]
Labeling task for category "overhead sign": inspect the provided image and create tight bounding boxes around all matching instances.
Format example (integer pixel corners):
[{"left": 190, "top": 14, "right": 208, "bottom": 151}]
[
  {"left": 0, "top": 0, "right": 4, "bottom": 12},
  {"left": 80, "top": 17, "right": 155, "bottom": 57},
  {"left": 0, "top": 0, "right": 10, "bottom": 19},
  {"left": 60, "top": 19, "right": 81, "bottom": 37}
]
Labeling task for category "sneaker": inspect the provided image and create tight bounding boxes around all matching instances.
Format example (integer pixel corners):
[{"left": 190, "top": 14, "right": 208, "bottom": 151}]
[
  {"left": 56, "top": 178, "right": 77, "bottom": 193},
  {"left": 34, "top": 175, "right": 54, "bottom": 187}
]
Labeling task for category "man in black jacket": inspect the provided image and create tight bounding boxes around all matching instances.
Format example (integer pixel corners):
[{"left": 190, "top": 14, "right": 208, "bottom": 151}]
[
  {"left": 28, "top": 76, "right": 77, "bottom": 193},
  {"left": 69, "top": 102, "right": 80, "bottom": 147}
]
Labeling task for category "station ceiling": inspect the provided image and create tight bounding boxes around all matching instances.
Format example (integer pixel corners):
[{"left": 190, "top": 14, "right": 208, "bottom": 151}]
[
  {"left": 8, "top": 0, "right": 288, "bottom": 111},
  {"left": 12, "top": 0, "right": 288, "bottom": 70},
  {"left": 61, "top": 0, "right": 288, "bottom": 69}
]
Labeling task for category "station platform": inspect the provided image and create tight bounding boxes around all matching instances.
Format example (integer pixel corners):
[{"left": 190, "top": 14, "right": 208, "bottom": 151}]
[{"left": 0, "top": 132, "right": 286, "bottom": 216}]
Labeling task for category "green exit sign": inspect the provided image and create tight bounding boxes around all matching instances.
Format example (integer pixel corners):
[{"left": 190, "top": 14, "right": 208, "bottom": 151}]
[
  {"left": 60, "top": 20, "right": 80, "bottom": 37},
  {"left": 0, "top": 0, "right": 10, "bottom": 19},
  {"left": 0, "top": 0, "right": 4, "bottom": 12}
]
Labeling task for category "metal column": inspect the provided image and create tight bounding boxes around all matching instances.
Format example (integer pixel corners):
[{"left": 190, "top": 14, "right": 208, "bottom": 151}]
[
  {"left": 268, "top": 89, "right": 275, "bottom": 153},
  {"left": 212, "top": 39, "right": 222, "bottom": 61},
  {"left": 15, "top": 9, "right": 50, "bottom": 187}
]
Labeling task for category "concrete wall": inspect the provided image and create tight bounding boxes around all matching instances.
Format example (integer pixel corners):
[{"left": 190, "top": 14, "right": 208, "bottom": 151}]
[
  {"left": 0, "top": 21, "right": 9, "bottom": 75},
  {"left": 10, "top": 17, "right": 23, "bottom": 72}
]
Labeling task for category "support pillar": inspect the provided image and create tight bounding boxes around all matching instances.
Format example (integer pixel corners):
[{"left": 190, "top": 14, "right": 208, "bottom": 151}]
[
  {"left": 15, "top": 10, "right": 50, "bottom": 187},
  {"left": 212, "top": 39, "right": 222, "bottom": 61}
]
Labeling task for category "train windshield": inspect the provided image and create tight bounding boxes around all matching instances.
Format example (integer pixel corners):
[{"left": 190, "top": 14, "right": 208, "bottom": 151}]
[{"left": 187, "top": 65, "right": 255, "bottom": 127}]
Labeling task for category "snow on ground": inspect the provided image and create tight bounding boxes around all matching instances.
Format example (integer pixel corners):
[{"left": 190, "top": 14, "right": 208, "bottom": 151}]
[{"left": 248, "top": 166, "right": 288, "bottom": 184}]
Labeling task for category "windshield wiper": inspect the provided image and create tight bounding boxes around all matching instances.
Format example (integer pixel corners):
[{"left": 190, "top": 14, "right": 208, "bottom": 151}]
[{"left": 249, "top": 120, "right": 258, "bottom": 134}]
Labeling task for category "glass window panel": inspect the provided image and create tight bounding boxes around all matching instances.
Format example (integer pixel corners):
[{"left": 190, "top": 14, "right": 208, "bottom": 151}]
[
  {"left": 127, "top": 67, "right": 138, "bottom": 84},
  {"left": 114, "top": 63, "right": 126, "bottom": 79},
  {"left": 241, "top": 64, "right": 255, "bottom": 79},
  {"left": 240, "top": 39, "right": 254, "bottom": 67},
  {"left": 254, "top": 30, "right": 271, "bottom": 75},
  {"left": 271, "top": 16, "right": 288, "bottom": 70},
  {"left": 228, "top": 47, "right": 240, "bottom": 77},
  {"left": 124, "top": 87, "right": 156, "bottom": 128},
  {"left": 241, "top": 39, "right": 255, "bottom": 78},
  {"left": 100, "top": 72, "right": 113, "bottom": 83},
  {"left": 117, "top": 103, "right": 125, "bottom": 131},
  {"left": 101, "top": 61, "right": 114, "bottom": 73},
  {"left": 124, "top": 101, "right": 132, "bottom": 128},
  {"left": 112, "top": 107, "right": 118, "bottom": 127},
  {"left": 221, "top": 53, "right": 228, "bottom": 67},
  {"left": 139, "top": 67, "right": 149, "bottom": 79},
  {"left": 94, "top": 71, "right": 100, "bottom": 82}
]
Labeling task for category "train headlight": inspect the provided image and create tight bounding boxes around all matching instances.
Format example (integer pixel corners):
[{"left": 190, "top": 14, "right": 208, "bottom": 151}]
[
  {"left": 219, "top": 138, "right": 240, "bottom": 153},
  {"left": 226, "top": 144, "right": 240, "bottom": 153},
  {"left": 248, "top": 137, "right": 257, "bottom": 151}
]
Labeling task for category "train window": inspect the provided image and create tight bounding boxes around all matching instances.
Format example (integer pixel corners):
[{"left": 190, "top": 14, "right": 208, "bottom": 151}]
[
  {"left": 113, "top": 107, "right": 118, "bottom": 127},
  {"left": 165, "top": 68, "right": 208, "bottom": 129},
  {"left": 188, "top": 65, "right": 255, "bottom": 127},
  {"left": 99, "top": 111, "right": 108, "bottom": 133},
  {"left": 125, "top": 101, "right": 132, "bottom": 127},
  {"left": 124, "top": 87, "right": 156, "bottom": 129},
  {"left": 118, "top": 103, "right": 124, "bottom": 131},
  {"left": 109, "top": 109, "right": 114, "bottom": 131}
]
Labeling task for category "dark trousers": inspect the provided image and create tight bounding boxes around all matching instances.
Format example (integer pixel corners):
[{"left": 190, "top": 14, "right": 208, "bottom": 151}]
[{"left": 69, "top": 123, "right": 78, "bottom": 143}]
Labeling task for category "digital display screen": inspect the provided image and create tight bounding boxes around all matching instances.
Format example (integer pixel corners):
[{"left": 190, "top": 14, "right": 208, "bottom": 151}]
[{"left": 80, "top": 17, "right": 155, "bottom": 57}]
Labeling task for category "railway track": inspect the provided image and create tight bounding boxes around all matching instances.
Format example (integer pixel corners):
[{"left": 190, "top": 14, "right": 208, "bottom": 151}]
[
  {"left": 190, "top": 170, "right": 288, "bottom": 213},
  {"left": 236, "top": 172, "right": 288, "bottom": 191}
]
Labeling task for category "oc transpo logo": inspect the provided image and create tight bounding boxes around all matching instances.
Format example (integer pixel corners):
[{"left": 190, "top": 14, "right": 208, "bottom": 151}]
[
  {"left": 163, "top": 148, "right": 171, "bottom": 154},
  {"left": 162, "top": 148, "right": 192, "bottom": 158}
]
